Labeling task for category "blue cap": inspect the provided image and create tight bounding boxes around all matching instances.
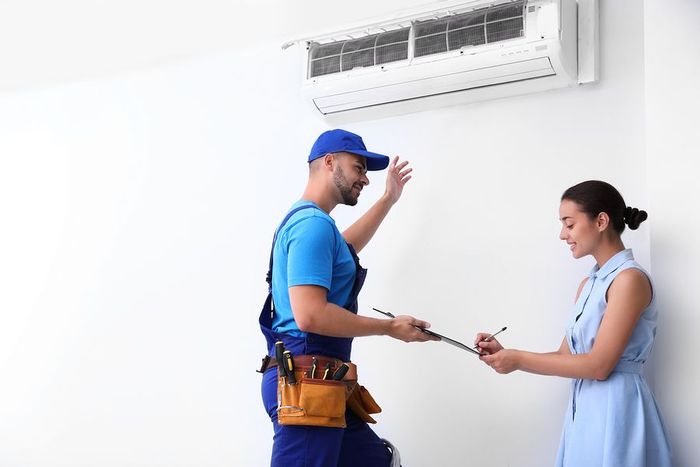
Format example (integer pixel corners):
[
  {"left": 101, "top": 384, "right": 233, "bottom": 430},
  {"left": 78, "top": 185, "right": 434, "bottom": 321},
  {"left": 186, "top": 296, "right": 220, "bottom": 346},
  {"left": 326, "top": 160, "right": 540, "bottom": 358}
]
[{"left": 308, "top": 129, "right": 390, "bottom": 171}]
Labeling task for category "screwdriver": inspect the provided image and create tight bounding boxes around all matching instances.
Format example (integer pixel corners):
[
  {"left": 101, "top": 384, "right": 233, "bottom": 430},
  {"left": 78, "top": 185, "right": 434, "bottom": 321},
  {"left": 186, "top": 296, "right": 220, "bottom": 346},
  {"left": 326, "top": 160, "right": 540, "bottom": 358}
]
[
  {"left": 275, "top": 341, "right": 287, "bottom": 378},
  {"left": 283, "top": 350, "right": 296, "bottom": 384}
]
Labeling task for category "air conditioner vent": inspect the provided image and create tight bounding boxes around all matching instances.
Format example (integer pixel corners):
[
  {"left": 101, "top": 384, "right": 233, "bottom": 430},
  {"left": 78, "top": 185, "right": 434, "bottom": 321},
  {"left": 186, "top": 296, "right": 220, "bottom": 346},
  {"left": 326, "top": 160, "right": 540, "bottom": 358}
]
[
  {"left": 308, "top": 28, "right": 410, "bottom": 78},
  {"left": 414, "top": 1, "right": 525, "bottom": 58}
]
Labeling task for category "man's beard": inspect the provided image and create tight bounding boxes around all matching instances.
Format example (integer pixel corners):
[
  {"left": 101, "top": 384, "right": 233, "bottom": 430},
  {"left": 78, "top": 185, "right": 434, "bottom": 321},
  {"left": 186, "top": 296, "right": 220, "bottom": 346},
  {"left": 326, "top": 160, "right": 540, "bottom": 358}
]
[{"left": 333, "top": 165, "right": 359, "bottom": 206}]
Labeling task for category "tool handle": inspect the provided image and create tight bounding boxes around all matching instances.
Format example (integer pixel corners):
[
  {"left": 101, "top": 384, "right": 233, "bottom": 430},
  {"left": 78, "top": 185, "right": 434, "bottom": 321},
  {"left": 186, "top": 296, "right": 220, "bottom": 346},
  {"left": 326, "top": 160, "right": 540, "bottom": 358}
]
[
  {"left": 275, "top": 341, "right": 287, "bottom": 377},
  {"left": 322, "top": 362, "right": 333, "bottom": 380},
  {"left": 310, "top": 357, "right": 318, "bottom": 379},
  {"left": 332, "top": 363, "right": 349, "bottom": 380},
  {"left": 283, "top": 350, "right": 296, "bottom": 384}
]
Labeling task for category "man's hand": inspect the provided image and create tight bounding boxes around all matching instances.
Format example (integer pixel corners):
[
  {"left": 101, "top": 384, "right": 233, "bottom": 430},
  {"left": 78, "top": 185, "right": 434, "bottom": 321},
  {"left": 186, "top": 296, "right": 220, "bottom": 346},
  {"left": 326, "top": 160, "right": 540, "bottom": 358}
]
[
  {"left": 386, "top": 315, "right": 440, "bottom": 343},
  {"left": 384, "top": 156, "right": 412, "bottom": 206}
]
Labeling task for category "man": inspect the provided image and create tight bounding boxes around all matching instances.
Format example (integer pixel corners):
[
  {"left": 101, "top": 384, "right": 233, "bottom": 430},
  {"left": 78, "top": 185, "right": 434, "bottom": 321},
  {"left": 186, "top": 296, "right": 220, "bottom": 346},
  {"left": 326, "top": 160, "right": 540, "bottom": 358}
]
[{"left": 258, "top": 129, "right": 437, "bottom": 466}]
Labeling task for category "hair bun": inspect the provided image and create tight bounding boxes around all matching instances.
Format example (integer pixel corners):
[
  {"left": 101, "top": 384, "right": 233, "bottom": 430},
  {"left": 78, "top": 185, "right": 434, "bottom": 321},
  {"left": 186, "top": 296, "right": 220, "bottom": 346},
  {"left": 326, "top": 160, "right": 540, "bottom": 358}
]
[{"left": 624, "top": 206, "right": 648, "bottom": 230}]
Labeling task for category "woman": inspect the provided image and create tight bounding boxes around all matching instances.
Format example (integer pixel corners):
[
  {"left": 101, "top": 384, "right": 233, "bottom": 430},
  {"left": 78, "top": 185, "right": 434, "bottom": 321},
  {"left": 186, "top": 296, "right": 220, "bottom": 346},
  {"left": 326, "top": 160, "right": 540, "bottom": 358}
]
[{"left": 476, "top": 180, "right": 672, "bottom": 467}]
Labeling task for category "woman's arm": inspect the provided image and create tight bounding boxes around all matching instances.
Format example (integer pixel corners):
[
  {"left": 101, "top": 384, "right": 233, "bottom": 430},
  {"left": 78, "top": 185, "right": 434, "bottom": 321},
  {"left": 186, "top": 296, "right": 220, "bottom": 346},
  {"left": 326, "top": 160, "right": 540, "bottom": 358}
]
[{"left": 480, "top": 269, "right": 651, "bottom": 380}]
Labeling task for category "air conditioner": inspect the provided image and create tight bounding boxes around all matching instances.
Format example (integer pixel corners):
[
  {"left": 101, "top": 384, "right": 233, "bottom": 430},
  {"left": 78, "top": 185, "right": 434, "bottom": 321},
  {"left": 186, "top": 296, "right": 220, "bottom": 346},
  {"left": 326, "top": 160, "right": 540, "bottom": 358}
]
[{"left": 284, "top": 0, "right": 596, "bottom": 115}]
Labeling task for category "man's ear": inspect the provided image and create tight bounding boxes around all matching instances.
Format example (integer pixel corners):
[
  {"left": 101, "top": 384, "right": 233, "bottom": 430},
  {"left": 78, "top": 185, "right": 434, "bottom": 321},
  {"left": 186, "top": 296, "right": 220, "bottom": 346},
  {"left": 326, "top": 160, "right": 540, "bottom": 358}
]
[
  {"left": 596, "top": 212, "right": 610, "bottom": 232},
  {"left": 323, "top": 152, "right": 337, "bottom": 171}
]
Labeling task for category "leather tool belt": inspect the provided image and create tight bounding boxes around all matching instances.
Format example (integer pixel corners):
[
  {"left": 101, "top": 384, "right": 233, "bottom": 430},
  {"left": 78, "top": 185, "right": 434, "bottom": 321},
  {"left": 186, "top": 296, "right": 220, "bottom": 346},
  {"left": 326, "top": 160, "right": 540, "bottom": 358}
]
[{"left": 258, "top": 354, "right": 382, "bottom": 428}]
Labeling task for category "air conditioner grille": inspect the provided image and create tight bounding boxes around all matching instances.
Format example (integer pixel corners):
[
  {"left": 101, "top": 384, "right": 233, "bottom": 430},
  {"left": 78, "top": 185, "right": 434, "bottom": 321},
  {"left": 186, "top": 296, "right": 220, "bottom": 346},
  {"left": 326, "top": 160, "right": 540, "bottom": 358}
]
[
  {"left": 308, "top": 28, "right": 410, "bottom": 78},
  {"left": 414, "top": 1, "right": 525, "bottom": 58},
  {"left": 307, "top": 0, "right": 526, "bottom": 78}
]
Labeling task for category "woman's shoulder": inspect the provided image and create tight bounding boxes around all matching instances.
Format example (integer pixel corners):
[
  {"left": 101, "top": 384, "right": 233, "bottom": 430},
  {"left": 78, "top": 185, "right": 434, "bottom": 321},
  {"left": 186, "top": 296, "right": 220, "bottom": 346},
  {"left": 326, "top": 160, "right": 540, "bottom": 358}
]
[{"left": 608, "top": 267, "right": 653, "bottom": 306}]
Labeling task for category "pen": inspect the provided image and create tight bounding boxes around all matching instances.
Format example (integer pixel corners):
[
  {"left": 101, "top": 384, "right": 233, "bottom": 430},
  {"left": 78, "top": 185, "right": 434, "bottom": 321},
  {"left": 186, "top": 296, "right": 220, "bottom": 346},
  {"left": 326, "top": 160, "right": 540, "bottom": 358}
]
[{"left": 475, "top": 327, "right": 507, "bottom": 348}]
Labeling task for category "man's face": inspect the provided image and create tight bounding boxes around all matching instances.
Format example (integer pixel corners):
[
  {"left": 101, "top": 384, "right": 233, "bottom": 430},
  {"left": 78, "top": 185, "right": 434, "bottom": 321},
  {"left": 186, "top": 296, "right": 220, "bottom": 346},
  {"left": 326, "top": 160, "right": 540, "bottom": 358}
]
[{"left": 332, "top": 152, "right": 369, "bottom": 206}]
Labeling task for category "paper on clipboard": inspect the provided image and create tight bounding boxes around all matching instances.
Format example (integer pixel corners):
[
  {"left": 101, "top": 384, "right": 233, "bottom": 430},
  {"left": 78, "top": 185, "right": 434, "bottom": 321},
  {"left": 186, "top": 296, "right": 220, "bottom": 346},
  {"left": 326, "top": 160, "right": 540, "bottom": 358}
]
[{"left": 372, "top": 307, "right": 482, "bottom": 356}]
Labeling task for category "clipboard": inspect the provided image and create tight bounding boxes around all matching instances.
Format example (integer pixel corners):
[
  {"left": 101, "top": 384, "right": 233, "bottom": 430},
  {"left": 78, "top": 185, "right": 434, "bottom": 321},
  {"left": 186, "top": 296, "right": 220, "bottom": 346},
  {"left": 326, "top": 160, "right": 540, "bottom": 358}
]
[{"left": 372, "top": 307, "right": 482, "bottom": 356}]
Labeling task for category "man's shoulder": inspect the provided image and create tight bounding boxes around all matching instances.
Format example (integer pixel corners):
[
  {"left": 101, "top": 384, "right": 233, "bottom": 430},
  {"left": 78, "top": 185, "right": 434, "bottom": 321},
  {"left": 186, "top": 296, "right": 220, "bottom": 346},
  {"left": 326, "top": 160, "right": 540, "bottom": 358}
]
[{"left": 282, "top": 207, "right": 338, "bottom": 239}]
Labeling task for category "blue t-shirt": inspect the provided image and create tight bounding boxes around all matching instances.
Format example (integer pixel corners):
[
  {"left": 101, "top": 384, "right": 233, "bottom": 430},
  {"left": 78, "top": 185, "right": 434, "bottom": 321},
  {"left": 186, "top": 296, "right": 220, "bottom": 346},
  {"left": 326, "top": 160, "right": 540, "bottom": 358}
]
[{"left": 271, "top": 201, "right": 356, "bottom": 336}]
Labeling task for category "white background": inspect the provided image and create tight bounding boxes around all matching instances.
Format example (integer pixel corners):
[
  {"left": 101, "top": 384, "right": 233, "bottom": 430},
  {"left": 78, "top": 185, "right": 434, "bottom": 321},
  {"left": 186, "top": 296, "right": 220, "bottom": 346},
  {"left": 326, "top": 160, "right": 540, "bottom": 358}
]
[{"left": 0, "top": 1, "right": 697, "bottom": 466}]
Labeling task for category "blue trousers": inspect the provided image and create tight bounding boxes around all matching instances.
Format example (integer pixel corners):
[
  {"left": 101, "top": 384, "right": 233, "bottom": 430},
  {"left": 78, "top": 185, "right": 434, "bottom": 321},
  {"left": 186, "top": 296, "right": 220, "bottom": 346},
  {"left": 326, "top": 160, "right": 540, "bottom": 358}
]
[{"left": 262, "top": 369, "right": 392, "bottom": 467}]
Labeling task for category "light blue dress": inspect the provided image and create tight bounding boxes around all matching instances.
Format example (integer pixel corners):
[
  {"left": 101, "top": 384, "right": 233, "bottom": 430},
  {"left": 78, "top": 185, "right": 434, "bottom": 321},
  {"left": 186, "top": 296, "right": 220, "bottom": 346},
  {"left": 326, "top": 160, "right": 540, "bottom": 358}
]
[{"left": 556, "top": 249, "right": 672, "bottom": 467}]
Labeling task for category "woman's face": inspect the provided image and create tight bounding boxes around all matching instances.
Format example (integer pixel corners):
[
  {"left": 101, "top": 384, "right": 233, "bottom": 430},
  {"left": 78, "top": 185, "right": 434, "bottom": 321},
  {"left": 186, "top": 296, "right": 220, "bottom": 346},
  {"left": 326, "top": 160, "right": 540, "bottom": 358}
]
[{"left": 559, "top": 199, "right": 600, "bottom": 259}]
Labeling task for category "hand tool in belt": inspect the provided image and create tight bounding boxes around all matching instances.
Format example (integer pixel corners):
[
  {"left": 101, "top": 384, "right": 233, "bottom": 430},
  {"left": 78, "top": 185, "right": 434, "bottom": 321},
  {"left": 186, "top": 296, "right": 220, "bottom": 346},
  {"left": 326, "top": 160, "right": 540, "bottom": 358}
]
[
  {"left": 275, "top": 341, "right": 287, "bottom": 379},
  {"left": 256, "top": 354, "right": 345, "bottom": 376},
  {"left": 282, "top": 350, "right": 296, "bottom": 384},
  {"left": 332, "top": 363, "right": 349, "bottom": 380}
]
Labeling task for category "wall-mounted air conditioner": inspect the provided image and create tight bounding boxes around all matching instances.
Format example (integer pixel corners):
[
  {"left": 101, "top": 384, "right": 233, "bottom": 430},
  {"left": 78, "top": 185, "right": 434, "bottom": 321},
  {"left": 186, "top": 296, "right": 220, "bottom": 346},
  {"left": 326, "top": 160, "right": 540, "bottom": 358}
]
[{"left": 283, "top": 0, "right": 598, "bottom": 115}]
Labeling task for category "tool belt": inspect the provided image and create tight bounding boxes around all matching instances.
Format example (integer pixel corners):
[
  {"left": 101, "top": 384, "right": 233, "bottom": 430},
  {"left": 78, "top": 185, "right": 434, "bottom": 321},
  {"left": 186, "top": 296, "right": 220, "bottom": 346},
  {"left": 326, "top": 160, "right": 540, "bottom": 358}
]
[{"left": 258, "top": 354, "right": 382, "bottom": 428}]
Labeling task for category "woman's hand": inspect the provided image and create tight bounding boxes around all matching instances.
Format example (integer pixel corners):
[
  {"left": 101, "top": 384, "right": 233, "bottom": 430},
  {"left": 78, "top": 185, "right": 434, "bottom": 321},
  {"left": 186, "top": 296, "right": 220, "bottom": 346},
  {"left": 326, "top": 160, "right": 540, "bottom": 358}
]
[
  {"left": 479, "top": 349, "right": 521, "bottom": 374},
  {"left": 474, "top": 333, "right": 504, "bottom": 355}
]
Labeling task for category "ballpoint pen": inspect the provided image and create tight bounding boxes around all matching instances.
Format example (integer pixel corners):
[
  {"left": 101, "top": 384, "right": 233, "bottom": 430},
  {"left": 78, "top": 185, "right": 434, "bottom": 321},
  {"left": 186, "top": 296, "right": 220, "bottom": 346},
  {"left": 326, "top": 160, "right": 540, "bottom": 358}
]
[{"left": 475, "top": 326, "right": 508, "bottom": 348}]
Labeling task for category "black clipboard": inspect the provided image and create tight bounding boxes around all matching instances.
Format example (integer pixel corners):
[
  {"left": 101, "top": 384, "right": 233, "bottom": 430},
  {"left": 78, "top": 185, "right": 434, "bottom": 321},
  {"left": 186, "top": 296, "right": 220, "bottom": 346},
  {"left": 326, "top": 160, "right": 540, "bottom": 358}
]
[{"left": 372, "top": 307, "right": 482, "bottom": 356}]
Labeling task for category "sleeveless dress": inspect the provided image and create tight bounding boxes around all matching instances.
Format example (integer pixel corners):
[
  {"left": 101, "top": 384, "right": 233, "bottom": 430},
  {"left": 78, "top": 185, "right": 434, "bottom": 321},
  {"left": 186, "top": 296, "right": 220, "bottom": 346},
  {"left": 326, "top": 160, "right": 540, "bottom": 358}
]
[{"left": 555, "top": 249, "right": 672, "bottom": 466}]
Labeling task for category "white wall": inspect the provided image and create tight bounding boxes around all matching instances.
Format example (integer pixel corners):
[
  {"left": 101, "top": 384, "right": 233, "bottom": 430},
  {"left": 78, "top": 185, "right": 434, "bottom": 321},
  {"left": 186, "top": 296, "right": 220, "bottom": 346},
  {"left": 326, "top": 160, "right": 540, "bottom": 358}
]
[
  {"left": 0, "top": 1, "right": 694, "bottom": 466},
  {"left": 645, "top": 1, "right": 700, "bottom": 466}
]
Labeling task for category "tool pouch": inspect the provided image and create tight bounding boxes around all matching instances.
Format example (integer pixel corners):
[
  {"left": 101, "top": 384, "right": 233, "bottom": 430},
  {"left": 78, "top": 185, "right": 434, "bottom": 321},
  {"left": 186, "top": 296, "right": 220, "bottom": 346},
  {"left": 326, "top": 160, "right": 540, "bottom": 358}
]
[
  {"left": 346, "top": 383, "right": 382, "bottom": 424},
  {"left": 277, "top": 370, "right": 347, "bottom": 428}
]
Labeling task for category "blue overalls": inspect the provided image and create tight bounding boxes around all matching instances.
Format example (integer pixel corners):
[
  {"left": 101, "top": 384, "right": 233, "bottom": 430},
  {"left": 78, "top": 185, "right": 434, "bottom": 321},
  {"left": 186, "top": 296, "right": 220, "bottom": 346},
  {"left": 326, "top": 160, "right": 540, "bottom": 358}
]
[{"left": 259, "top": 205, "right": 392, "bottom": 467}]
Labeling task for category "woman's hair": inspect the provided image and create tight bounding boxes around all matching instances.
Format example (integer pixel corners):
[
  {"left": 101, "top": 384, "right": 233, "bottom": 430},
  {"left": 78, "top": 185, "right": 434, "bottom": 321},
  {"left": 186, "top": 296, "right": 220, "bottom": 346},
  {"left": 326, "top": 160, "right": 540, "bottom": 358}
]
[{"left": 561, "top": 180, "right": 648, "bottom": 233}]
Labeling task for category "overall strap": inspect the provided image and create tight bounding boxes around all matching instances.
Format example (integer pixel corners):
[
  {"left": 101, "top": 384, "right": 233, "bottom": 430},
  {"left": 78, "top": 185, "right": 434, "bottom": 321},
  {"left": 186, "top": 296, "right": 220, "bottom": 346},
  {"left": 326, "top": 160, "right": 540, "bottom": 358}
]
[{"left": 265, "top": 204, "right": 320, "bottom": 291}]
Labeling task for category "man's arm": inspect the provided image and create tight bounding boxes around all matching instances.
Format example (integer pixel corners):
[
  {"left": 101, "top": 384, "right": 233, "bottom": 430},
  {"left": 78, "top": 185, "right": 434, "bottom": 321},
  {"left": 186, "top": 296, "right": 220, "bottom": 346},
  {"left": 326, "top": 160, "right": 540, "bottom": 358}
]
[
  {"left": 289, "top": 285, "right": 438, "bottom": 343},
  {"left": 342, "top": 156, "right": 411, "bottom": 253}
]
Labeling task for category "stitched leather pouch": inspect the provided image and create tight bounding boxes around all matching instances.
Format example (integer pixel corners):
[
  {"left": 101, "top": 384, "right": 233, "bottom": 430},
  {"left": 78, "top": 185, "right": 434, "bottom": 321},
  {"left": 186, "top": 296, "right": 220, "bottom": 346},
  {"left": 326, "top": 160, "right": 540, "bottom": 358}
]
[
  {"left": 277, "top": 370, "right": 347, "bottom": 428},
  {"left": 346, "top": 384, "right": 382, "bottom": 424}
]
